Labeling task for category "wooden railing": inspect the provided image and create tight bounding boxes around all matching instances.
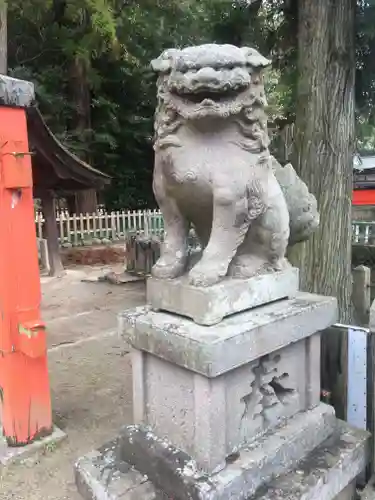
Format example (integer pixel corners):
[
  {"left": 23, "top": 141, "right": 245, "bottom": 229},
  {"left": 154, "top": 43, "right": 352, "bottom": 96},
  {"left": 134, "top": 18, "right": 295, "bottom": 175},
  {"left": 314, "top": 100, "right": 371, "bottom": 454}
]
[
  {"left": 35, "top": 209, "right": 164, "bottom": 246},
  {"left": 353, "top": 221, "right": 375, "bottom": 244},
  {"left": 34, "top": 214, "right": 375, "bottom": 248}
]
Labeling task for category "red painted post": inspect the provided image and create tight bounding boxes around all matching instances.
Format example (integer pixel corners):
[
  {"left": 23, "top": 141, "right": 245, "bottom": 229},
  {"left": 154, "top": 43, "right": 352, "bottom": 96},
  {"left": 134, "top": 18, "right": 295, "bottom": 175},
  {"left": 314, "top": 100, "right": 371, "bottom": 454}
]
[{"left": 0, "top": 76, "right": 52, "bottom": 446}]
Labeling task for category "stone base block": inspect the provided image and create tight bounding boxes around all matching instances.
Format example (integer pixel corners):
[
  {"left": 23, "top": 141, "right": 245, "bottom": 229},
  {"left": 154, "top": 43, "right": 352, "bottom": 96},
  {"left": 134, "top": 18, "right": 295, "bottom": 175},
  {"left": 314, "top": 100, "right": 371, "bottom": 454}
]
[
  {"left": 75, "top": 416, "right": 368, "bottom": 500},
  {"left": 0, "top": 426, "right": 66, "bottom": 467},
  {"left": 146, "top": 267, "right": 299, "bottom": 325},
  {"left": 252, "top": 422, "right": 368, "bottom": 500},
  {"left": 130, "top": 335, "right": 323, "bottom": 473},
  {"left": 121, "top": 293, "right": 337, "bottom": 473},
  {"left": 361, "top": 474, "right": 375, "bottom": 499},
  {"left": 75, "top": 445, "right": 167, "bottom": 500}
]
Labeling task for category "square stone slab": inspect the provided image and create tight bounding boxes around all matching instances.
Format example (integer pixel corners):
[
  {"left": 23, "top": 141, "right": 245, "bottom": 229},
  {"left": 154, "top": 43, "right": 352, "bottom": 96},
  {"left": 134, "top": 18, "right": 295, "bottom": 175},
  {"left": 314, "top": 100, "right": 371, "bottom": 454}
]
[
  {"left": 120, "top": 292, "right": 337, "bottom": 377},
  {"left": 147, "top": 267, "right": 299, "bottom": 325}
]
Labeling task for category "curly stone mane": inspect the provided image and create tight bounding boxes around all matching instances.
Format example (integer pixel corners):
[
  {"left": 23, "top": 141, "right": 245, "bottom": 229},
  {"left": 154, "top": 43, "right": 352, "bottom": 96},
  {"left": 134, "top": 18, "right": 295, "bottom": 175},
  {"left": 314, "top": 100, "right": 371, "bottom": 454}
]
[{"left": 154, "top": 68, "right": 270, "bottom": 158}]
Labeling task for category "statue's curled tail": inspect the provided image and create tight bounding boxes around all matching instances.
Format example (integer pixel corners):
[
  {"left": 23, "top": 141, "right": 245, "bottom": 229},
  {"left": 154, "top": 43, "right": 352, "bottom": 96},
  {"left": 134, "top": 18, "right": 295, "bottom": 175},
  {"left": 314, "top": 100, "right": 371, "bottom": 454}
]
[{"left": 271, "top": 157, "right": 320, "bottom": 246}]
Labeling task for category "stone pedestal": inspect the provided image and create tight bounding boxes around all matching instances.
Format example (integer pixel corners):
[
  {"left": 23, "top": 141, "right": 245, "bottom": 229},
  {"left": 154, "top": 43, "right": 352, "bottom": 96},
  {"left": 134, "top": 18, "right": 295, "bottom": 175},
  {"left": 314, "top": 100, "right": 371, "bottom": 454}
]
[
  {"left": 75, "top": 283, "right": 369, "bottom": 500},
  {"left": 127, "top": 293, "right": 331, "bottom": 473},
  {"left": 147, "top": 267, "right": 299, "bottom": 325}
]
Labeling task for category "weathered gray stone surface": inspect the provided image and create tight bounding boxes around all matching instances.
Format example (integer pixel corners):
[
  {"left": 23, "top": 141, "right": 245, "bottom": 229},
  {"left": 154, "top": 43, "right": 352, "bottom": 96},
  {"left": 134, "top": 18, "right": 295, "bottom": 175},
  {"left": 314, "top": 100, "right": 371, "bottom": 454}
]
[
  {"left": 119, "top": 403, "right": 336, "bottom": 495},
  {"left": 74, "top": 415, "right": 367, "bottom": 500},
  {"left": 362, "top": 474, "right": 375, "bottom": 499},
  {"left": 150, "top": 44, "right": 319, "bottom": 288},
  {"left": 0, "top": 426, "right": 66, "bottom": 467},
  {"left": 120, "top": 292, "right": 337, "bottom": 377},
  {"left": 0, "top": 75, "right": 35, "bottom": 108},
  {"left": 147, "top": 267, "right": 299, "bottom": 325},
  {"left": 131, "top": 335, "right": 322, "bottom": 472},
  {"left": 75, "top": 439, "right": 168, "bottom": 500},
  {"left": 251, "top": 421, "right": 368, "bottom": 500},
  {"left": 334, "top": 482, "right": 356, "bottom": 500},
  {"left": 369, "top": 298, "right": 375, "bottom": 333}
]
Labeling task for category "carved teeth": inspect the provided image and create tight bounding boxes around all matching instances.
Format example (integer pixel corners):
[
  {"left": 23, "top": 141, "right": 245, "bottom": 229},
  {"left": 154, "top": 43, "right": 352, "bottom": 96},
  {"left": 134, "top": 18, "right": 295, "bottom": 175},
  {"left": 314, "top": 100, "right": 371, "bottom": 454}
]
[
  {"left": 168, "top": 66, "right": 251, "bottom": 97},
  {"left": 201, "top": 99, "right": 216, "bottom": 106}
]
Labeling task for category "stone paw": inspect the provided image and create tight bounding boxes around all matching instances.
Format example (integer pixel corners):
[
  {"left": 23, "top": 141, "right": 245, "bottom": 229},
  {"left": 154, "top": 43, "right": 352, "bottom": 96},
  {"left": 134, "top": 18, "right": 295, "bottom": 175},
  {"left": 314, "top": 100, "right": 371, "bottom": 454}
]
[
  {"left": 228, "top": 255, "right": 271, "bottom": 278},
  {"left": 273, "top": 258, "right": 291, "bottom": 271},
  {"left": 151, "top": 256, "right": 186, "bottom": 279},
  {"left": 188, "top": 261, "right": 227, "bottom": 287}
]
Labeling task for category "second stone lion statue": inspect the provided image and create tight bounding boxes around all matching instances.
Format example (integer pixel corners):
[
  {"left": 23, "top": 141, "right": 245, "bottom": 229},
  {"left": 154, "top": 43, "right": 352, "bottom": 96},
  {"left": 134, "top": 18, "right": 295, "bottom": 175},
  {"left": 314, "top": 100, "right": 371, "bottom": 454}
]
[{"left": 151, "top": 44, "right": 319, "bottom": 287}]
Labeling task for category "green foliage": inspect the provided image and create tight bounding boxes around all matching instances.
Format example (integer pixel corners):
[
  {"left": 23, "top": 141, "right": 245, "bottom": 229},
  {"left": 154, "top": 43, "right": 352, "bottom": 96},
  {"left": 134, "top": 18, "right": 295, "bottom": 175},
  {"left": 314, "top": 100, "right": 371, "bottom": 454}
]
[
  {"left": 356, "top": 1, "right": 375, "bottom": 135},
  {"left": 7, "top": 0, "right": 223, "bottom": 209},
  {"left": 6, "top": 0, "right": 375, "bottom": 209}
]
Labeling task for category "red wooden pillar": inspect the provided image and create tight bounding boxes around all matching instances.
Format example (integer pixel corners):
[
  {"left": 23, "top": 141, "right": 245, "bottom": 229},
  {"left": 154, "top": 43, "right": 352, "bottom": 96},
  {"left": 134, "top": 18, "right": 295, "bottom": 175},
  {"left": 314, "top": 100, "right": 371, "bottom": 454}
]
[{"left": 0, "top": 77, "right": 52, "bottom": 446}]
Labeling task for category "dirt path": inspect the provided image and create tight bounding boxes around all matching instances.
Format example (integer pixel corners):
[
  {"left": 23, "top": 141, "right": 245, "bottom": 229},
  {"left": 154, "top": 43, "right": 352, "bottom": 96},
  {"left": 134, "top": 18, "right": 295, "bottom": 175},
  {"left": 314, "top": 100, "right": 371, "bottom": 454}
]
[
  {"left": 0, "top": 267, "right": 146, "bottom": 500},
  {"left": 41, "top": 267, "right": 145, "bottom": 348}
]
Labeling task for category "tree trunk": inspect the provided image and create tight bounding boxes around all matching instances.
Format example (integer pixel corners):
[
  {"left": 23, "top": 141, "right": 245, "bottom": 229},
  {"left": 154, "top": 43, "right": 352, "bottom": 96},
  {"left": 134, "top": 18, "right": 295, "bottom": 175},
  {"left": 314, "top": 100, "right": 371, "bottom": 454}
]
[
  {"left": 290, "top": 0, "right": 355, "bottom": 323},
  {"left": 75, "top": 189, "right": 97, "bottom": 213},
  {"left": 69, "top": 56, "right": 98, "bottom": 213},
  {"left": 0, "top": 1, "right": 7, "bottom": 74},
  {"left": 41, "top": 191, "right": 65, "bottom": 277},
  {"left": 270, "top": 123, "right": 295, "bottom": 164},
  {"left": 70, "top": 56, "right": 92, "bottom": 138},
  {"left": 66, "top": 194, "right": 77, "bottom": 214}
]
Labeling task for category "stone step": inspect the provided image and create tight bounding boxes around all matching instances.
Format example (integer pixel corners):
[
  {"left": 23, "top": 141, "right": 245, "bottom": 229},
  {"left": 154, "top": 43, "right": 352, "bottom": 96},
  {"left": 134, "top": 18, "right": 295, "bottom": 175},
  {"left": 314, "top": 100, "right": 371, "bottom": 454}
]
[
  {"left": 250, "top": 420, "right": 368, "bottom": 500},
  {"left": 75, "top": 404, "right": 351, "bottom": 500}
]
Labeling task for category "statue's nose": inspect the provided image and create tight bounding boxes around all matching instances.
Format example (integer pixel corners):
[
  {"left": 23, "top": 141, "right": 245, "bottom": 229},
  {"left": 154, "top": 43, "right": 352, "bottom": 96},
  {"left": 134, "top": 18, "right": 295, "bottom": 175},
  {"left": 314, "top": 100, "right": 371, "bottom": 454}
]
[{"left": 193, "top": 67, "right": 219, "bottom": 85}]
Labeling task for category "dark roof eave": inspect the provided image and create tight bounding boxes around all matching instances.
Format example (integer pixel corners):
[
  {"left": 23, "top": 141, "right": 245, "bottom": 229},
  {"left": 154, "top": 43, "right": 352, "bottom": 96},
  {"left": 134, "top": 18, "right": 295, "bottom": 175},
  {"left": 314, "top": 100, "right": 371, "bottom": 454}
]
[{"left": 26, "top": 106, "right": 111, "bottom": 190}]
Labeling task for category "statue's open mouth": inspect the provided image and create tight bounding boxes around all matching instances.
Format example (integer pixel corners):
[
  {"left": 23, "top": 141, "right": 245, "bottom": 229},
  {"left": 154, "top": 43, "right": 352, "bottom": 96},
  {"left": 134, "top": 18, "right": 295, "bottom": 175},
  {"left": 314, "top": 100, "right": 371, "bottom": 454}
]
[
  {"left": 163, "top": 64, "right": 255, "bottom": 118},
  {"left": 165, "top": 81, "right": 252, "bottom": 119},
  {"left": 173, "top": 90, "right": 240, "bottom": 106},
  {"left": 167, "top": 66, "right": 251, "bottom": 100}
]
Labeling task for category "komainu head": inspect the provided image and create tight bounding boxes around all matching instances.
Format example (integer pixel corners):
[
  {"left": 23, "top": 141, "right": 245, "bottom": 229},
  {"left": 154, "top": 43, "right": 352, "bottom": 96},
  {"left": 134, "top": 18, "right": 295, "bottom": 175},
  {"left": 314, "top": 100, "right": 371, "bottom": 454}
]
[{"left": 151, "top": 44, "right": 270, "bottom": 121}]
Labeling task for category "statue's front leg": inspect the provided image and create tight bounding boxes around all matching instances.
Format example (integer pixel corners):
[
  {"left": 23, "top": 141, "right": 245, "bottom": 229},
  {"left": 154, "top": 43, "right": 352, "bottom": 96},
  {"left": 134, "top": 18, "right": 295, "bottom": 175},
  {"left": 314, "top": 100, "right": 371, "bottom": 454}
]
[
  {"left": 188, "top": 186, "right": 260, "bottom": 287},
  {"left": 152, "top": 163, "right": 188, "bottom": 279}
]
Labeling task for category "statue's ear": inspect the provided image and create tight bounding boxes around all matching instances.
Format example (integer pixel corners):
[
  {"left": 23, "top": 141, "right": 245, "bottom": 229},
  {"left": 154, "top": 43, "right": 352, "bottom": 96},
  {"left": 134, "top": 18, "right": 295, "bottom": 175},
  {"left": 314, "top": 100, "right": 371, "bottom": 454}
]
[
  {"left": 151, "top": 49, "right": 179, "bottom": 74},
  {"left": 240, "top": 47, "right": 271, "bottom": 69}
]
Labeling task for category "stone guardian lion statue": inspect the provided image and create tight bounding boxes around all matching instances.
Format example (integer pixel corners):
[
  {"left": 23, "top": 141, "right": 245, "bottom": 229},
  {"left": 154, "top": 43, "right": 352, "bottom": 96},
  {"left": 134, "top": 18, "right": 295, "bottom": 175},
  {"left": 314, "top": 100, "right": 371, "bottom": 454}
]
[{"left": 150, "top": 44, "right": 319, "bottom": 287}]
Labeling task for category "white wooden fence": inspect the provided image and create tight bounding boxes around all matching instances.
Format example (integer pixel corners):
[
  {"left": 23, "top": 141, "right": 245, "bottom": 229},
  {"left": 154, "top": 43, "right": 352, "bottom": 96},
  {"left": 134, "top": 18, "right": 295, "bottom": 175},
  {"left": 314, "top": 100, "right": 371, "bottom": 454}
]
[
  {"left": 34, "top": 214, "right": 375, "bottom": 247},
  {"left": 353, "top": 222, "right": 375, "bottom": 244},
  {"left": 35, "top": 209, "right": 164, "bottom": 246}
]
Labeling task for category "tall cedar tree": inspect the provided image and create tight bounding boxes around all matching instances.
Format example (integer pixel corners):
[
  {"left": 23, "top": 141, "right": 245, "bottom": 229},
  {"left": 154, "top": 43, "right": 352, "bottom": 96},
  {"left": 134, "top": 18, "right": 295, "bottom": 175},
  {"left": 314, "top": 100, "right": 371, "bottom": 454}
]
[{"left": 290, "top": 0, "right": 356, "bottom": 322}]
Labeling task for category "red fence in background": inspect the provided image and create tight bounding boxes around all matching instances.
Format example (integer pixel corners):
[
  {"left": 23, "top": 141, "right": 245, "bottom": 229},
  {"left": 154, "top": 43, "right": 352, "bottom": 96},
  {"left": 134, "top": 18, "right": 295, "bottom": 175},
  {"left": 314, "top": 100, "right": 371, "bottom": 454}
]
[{"left": 353, "top": 189, "right": 375, "bottom": 206}]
